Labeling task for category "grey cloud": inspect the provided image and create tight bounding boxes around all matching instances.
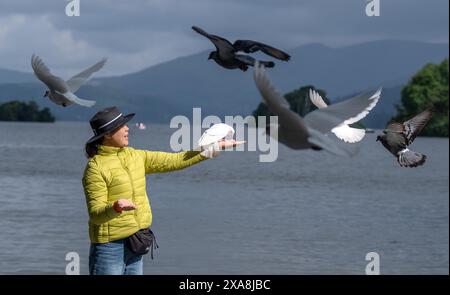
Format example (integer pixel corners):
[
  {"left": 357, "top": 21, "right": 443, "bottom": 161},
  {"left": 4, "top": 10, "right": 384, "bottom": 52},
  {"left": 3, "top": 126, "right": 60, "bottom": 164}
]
[
  {"left": 47, "top": 0, "right": 450, "bottom": 47},
  {"left": 0, "top": 0, "right": 447, "bottom": 76}
]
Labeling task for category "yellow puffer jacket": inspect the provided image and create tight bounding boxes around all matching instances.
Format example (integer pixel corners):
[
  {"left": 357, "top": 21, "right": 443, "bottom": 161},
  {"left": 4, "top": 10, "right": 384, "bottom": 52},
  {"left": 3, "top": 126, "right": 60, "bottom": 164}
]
[{"left": 82, "top": 145, "right": 207, "bottom": 243}]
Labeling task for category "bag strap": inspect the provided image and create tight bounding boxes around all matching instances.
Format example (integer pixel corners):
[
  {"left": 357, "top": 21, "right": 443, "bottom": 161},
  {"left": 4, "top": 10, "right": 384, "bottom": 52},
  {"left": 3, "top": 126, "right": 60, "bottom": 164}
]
[{"left": 148, "top": 230, "right": 159, "bottom": 259}]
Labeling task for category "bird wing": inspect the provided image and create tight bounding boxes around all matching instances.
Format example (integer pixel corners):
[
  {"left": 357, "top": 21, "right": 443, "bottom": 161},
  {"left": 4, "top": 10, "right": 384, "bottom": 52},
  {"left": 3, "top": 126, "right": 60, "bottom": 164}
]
[
  {"left": 66, "top": 57, "right": 107, "bottom": 93},
  {"left": 402, "top": 109, "right": 433, "bottom": 145},
  {"left": 31, "top": 54, "right": 69, "bottom": 92},
  {"left": 304, "top": 88, "right": 382, "bottom": 134},
  {"left": 310, "top": 89, "right": 367, "bottom": 142},
  {"left": 309, "top": 89, "right": 328, "bottom": 109},
  {"left": 253, "top": 62, "right": 308, "bottom": 135},
  {"left": 192, "top": 26, "right": 235, "bottom": 55},
  {"left": 198, "top": 133, "right": 221, "bottom": 147},
  {"left": 57, "top": 91, "right": 96, "bottom": 107},
  {"left": 233, "top": 40, "right": 290, "bottom": 61},
  {"left": 205, "top": 123, "right": 235, "bottom": 136}
]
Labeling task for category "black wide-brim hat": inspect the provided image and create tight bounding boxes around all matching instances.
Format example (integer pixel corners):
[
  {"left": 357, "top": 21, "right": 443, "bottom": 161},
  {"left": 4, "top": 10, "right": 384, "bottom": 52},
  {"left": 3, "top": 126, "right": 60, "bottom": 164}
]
[{"left": 86, "top": 106, "right": 135, "bottom": 144}]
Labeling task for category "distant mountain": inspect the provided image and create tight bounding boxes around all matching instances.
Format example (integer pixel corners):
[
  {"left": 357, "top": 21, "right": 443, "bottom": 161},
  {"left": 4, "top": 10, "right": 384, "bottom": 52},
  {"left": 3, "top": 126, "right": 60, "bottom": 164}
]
[
  {"left": 0, "top": 68, "right": 34, "bottom": 84},
  {"left": 0, "top": 40, "right": 448, "bottom": 126}
]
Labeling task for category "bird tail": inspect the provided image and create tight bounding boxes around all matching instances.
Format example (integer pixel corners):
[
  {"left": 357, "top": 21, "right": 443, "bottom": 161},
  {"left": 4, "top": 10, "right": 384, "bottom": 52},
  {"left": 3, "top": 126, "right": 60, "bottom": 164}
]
[
  {"left": 258, "top": 60, "right": 275, "bottom": 68},
  {"left": 397, "top": 149, "right": 426, "bottom": 167},
  {"left": 331, "top": 125, "right": 366, "bottom": 143},
  {"left": 59, "top": 91, "right": 96, "bottom": 107},
  {"left": 307, "top": 127, "right": 359, "bottom": 157}
]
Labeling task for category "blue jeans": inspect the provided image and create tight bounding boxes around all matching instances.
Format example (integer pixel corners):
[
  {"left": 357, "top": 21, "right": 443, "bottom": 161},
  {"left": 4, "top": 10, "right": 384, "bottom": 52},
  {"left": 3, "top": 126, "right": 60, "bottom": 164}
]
[{"left": 89, "top": 239, "right": 143, "bottom": 275}]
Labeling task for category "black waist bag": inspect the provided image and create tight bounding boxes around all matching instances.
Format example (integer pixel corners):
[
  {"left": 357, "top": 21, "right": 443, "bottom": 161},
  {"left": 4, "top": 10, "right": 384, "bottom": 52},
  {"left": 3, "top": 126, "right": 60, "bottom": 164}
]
[{"left": 126, "top": 228, "right": 159, "bottom": 258}]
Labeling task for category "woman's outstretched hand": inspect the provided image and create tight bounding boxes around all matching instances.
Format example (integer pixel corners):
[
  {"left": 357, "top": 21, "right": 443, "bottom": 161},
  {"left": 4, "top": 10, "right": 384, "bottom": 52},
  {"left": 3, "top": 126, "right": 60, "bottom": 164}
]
[
  {"left": 217, "top": 139, "right": 246, "bottom": 150},
  {"left": 113, "top": 199, "right": 137, "bottom": 213},
  {"left": 200, "top": 139, "right": 246, "bottom": 159}
]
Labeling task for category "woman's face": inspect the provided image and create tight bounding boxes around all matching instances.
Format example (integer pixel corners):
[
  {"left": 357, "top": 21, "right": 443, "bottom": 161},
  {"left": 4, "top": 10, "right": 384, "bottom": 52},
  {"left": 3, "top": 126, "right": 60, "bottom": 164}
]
[{"left": 104, "top": 124, "right": 129, "bottom": 147}]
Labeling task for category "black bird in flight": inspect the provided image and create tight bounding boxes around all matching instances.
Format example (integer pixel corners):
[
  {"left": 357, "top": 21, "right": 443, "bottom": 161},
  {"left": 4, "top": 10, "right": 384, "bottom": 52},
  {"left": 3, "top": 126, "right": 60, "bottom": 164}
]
[
  {"left": 192, "top": 26, "right": 290, "bottom": 71},
  {"left": 376, "top": 109, "right": 433, "bottom": 167}
]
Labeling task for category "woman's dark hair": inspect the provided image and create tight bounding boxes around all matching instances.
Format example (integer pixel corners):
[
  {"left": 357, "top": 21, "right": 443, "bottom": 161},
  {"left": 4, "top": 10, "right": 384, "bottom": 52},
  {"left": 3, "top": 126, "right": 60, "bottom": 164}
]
[{"left": 85, "top": 137, "right": 104, "bottom": 158}]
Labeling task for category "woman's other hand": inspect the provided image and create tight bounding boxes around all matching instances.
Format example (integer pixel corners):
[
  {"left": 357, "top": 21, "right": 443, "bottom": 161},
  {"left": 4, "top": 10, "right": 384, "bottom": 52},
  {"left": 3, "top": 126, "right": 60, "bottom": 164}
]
[
  {"left": 113, "top": 199, "right": 137, "bottom": 212},
  {"left": 200, "top": 139, "right": 246, "bottom": 159}
]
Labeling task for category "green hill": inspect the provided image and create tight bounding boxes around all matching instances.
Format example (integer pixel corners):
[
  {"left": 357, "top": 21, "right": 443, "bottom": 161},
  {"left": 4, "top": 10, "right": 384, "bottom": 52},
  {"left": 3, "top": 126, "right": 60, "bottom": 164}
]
[
  {"left": 393, "top": 59, "right": 448, "bottom": 137},
  {"left": 0, "top": 100, "right": 55, "bottom": 122}
]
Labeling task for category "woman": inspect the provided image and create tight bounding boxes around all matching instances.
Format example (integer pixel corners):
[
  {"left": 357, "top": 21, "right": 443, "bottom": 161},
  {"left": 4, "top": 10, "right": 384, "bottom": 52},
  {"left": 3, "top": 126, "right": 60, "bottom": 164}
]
[{"left": 83, "top": 106, "right": 241, "bottom": 275}]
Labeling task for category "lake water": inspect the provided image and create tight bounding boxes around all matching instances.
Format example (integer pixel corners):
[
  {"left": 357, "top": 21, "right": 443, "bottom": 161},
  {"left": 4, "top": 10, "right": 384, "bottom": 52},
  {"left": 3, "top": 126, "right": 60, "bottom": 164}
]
[{"left": 0, "top": 121, "right": 448, "bottom": 274}]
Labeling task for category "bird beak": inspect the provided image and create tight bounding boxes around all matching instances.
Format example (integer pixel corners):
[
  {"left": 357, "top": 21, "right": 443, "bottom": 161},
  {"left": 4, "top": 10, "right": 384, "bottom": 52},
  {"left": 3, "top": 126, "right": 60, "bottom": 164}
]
[
  {"left": 376, "top": 137, "right": 379, "bottom": 142},
  {"left": 43, "top": 91, "right": 48, "bottom": 97}
]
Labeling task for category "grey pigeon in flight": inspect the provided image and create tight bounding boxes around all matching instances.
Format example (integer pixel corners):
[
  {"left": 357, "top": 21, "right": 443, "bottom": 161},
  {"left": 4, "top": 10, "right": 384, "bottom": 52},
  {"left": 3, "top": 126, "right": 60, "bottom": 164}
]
[
  {"left": 31, "top": 54, "right": 107, "bottom": 107},
  {"left": 309, "top": 88, "right": 382, "bottom": 143},
  {"left": 376, "top": 109, "right": 433, "bottom": 167},
  {"left": 192, "top": 26, "right": 290, "bottom": 71},
  {"left": 253, "top": 62, "right": 381, "bottom": 157}
]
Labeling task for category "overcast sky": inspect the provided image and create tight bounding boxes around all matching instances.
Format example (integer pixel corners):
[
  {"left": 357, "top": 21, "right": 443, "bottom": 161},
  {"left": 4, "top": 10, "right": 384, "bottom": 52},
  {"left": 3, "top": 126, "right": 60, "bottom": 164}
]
[{"left": 0, "top": 0, "right": 448, "bottom": 77}]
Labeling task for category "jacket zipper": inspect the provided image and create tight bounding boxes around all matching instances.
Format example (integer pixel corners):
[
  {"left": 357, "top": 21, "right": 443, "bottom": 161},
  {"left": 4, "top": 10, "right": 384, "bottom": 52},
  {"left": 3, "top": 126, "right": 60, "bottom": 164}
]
[{"left": 118, "top": 151, "right": 140, "bottom": 228}]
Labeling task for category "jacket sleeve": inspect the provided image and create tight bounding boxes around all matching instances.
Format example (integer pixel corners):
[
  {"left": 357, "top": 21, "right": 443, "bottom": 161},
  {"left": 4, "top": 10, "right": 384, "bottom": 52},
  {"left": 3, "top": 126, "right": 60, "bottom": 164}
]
[
  {"left": 137, "top": 150, "right": 208, "bottom": 174},
  {"left": 82, "top": 160, "right": 121, "bottom": 225}
]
